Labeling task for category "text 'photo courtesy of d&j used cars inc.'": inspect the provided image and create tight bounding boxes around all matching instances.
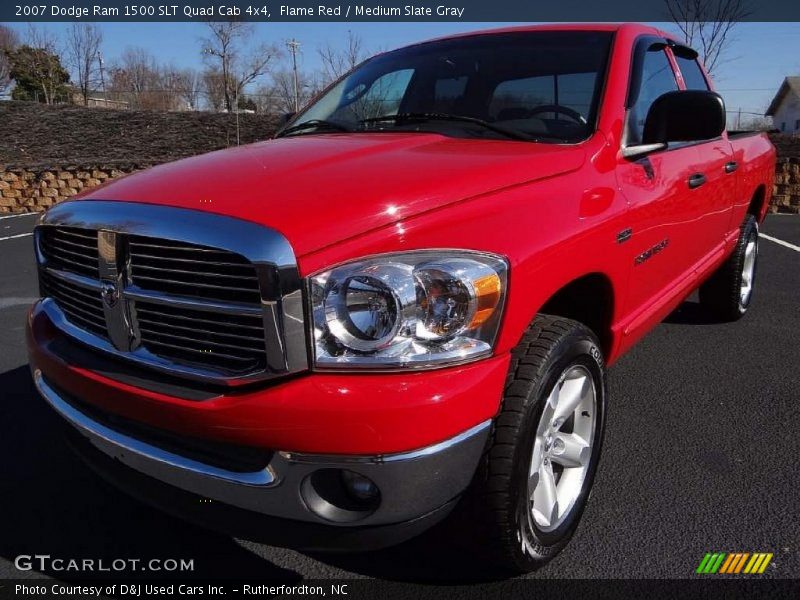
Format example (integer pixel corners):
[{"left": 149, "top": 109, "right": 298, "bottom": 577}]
[{"left": 0, "top": 0, "right": 799, "bottom": 598}]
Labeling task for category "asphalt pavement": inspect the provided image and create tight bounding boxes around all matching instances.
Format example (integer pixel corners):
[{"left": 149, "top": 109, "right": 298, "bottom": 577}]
[{"left": 0, "top": 213, "right": 797, "bottom": 582}]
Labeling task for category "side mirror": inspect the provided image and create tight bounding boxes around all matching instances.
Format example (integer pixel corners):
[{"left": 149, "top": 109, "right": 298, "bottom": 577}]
[
  {"left": 642, "top": 90, "right": 726, "bottom": 145},
  {"left": 279, "top": 112, "right": 296, "bottom": 126}
]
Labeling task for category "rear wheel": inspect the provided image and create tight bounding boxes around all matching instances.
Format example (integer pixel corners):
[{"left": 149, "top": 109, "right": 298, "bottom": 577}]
[
  {"left": 455, "top": 315, "right": 607, "bottom": 573},
  {"left": 699, "top": 214, "right": 759, "bottom": 321}
]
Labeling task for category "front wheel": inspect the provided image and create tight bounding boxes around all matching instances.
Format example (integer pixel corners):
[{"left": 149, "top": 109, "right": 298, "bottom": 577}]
[
  {"left": 455, "top": 315, "right": 607, "bottom": 574},
  {"left": 699, "top": 214, "right": 759, "bottom": 321}
]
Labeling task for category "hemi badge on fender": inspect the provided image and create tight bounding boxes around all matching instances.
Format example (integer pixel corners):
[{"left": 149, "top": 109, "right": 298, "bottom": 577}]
[{"left": 635, "top": 238, "right": 670, "bottom": 265}]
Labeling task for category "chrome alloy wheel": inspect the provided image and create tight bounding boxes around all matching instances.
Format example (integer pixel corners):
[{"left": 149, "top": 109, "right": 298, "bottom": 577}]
[
  {"left": 739, "top": 227, "right": 758, "bottom": 307},
  {"left": 528, "top": 364, "right": 596, "bottom": 532}
]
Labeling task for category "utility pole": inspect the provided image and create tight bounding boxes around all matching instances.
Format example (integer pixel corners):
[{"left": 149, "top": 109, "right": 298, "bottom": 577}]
[
  {"left": 286, "top": 38, "right": 301, "bottom": 112},
  {"left": 97, "top": 51, "right": 106, "bottom": 97}
]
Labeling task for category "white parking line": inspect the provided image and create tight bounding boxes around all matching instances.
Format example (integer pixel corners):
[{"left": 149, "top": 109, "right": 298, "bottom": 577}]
[
  {"left": 761, "top": 233, "right": 800, "bottom": 252},
  {"left": 0, "top": 213, "right": 37, "bottom": 221},
  {"left": 0, "top": 232, "right": 33, "bottom": 242}
]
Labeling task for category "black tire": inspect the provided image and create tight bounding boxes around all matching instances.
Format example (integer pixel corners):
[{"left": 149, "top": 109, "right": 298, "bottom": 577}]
[
  {"left": 699, "top": 214, "right": 759, "bottom": 321},
  {"left": 454, "top": 314, "right": 607, "bottom": 574}
]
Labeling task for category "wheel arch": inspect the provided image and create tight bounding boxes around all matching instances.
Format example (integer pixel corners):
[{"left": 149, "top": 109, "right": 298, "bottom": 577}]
[
  {"left": 747, "top": 184, "right": 768, "bottom": 223},
  {"left": 536, "top": 272, "right": 616, "bottom": 357}
]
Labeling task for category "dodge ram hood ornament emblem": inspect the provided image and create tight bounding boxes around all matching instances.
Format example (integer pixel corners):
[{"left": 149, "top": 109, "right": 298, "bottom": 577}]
[{"left": 101, "top": 282, "right": 119, "bottom": 308}]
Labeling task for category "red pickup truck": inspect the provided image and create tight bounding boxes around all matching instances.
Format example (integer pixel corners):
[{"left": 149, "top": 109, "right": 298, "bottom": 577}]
[{"left": 27, "top": 23, "right": 775, "bottom": 573}]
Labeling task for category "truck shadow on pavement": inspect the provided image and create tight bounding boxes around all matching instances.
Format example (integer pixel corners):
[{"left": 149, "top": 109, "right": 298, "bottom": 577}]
[
  {"left": 0, "top": 365, "right": 300, "bottom": 581},
  {"left": 662, "top": 300, "right": 722, "bottom": 325}
]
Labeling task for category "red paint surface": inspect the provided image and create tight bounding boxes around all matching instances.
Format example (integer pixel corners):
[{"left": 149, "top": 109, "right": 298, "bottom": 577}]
[{"left": 29, "top": 23, "right": 776, "bottom": 454}]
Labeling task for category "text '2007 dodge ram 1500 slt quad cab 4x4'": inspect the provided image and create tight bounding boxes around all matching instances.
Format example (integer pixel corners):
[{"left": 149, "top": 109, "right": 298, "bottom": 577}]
[{"left": 27, "top": 23, "right": 775, "bottom": 573}]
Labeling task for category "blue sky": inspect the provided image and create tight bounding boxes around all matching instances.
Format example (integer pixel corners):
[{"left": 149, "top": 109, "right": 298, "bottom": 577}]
[{"left": 6, "top": 21, "right": 800, "bottom": 117}]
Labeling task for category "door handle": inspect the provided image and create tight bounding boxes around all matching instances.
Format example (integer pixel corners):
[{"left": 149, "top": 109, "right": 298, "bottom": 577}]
[
  {"left": 688, "top": 173, "right": 707, "bottom": 189},
  {"left": 724, "top": 161, "right": 738, "bottom": 173}
]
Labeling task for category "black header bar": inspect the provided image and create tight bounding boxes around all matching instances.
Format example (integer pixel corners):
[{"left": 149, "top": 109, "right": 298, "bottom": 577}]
[{"left": 2, "top": 0, "right": 800, "bottom": 22}]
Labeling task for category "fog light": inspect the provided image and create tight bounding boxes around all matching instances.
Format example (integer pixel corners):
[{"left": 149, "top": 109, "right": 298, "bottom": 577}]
[
  {"left": 301, "top": 469, "right": 381, "bottom": 523},
  {"left": 340, "top": 470, "right": 379, "bottom": 502}
]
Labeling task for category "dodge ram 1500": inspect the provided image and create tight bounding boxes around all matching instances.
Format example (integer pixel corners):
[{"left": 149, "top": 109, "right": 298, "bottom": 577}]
[{"left": 27, "top": 23, "right": 776, "bottom": 572}]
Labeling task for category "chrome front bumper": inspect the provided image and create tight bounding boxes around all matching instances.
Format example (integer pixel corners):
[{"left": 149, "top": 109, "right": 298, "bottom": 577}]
[{"left": 34, "top": 369, "right": 490, "bottom": 529}]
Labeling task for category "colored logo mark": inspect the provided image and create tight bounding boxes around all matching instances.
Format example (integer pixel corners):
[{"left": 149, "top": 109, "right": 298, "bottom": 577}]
[{"left": 696, "top": 552, "right": 773, "bottom": 574}]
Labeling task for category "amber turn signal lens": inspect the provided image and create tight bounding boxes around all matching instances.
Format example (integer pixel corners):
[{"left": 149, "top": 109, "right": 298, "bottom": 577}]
[{"left": 469, "top": 273, "right": 502, "bottom": 329}]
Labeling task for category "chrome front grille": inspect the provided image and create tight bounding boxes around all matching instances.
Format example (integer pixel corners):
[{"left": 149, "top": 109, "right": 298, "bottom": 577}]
[
  {"left": 134, "top": 301, "right": 267, "bottom": 373},
  {"left": 39, "top": 227, "right": 100, "bottom": 279},
  {"left": 40, "top": 270, "right": 107, "bottom": 339},
  {"left": 35, "top": 201, "right": 308, "bottom": 386},
  {"left": 128, "top": 235, "right": 262, "bottom": 305}
]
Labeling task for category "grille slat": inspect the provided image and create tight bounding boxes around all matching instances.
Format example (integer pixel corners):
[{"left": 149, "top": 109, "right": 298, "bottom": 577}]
[
  {"left": 45, "top": 276, "right": 101, "bottom": 305},
  {"left": 138, "top": 326, "right": 263, "bottom": 355},
  {"left": 135, "top": 305, "right": 264, "bottom": 332},
  {"left": 143, "top": 338, "right": 259, "bottom": 365},
  {"left": 51, "top": 236, "right": 98, "bottom": 253},
  {"left": 39, "top": 226, "right": 270, "bottom": 377},
  {"left": 55, "top": 228, "right": 97, "bottom": 242},
  {"left": 132, "top": 274, "right": 260, "bottom": 295},
  {"left": 130, "top": 241, "right": 250, "bottom": 257},
  {"left": 137, "top": 317, "right": 265, "bottom": 345},
  {"left": 132, "top": 263, "right": 259, "bottom": 283},
  {"left": 128, "top": 252, "right": 255, "bottom": 270}
]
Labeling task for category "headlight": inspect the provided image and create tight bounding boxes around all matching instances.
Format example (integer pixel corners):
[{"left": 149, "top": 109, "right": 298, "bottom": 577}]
[{"left": 309, "top": 251, "right": 508, "bottom": 369}]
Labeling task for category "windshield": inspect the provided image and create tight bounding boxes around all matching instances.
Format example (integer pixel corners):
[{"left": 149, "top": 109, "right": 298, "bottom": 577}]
[{"left": 284, "top": 31, "right": 613, "bottom": 143}]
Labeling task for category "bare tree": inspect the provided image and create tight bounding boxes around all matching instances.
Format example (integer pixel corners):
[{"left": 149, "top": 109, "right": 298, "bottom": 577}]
[
  {"left": 108, "top": 48, "right": 185, "bottom": 111},
  {"left": 110, "top": 47, "right": 156, "bottom": 108},
  {"left": 318, "top": 31, "right": 367, "bottom": 84},
  {"left": 201, "top": 22, "right": 278, "bottom": 111},
  {"left": 261, "top": 70, "right": 322, "bottom": 114},
  {"left": 0, "top": 25, "right": 20, "bottom": 93},
  {"left": 65, "top": 23, "right": 103, "bottom": 106},
  {"left": 664, "top": 0, "right": 750, "bottom": 75}
]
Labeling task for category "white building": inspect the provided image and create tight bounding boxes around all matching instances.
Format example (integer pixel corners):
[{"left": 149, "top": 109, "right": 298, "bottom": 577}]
[{"left": 766, "top": 76, "right": 800, "bottom": 134}]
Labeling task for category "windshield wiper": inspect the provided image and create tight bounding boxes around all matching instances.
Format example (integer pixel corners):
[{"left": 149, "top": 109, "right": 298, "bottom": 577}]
[
  {"left": 360, "top": 112, "right": 533, "bottom": 141},
  {"left": 276, "top": 119, "right": 353, "bottom": 138}
]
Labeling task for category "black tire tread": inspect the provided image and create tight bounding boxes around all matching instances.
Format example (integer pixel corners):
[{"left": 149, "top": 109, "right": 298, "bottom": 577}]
[{"left": 699, "top": 214, "right": 758, "bottom": 321}]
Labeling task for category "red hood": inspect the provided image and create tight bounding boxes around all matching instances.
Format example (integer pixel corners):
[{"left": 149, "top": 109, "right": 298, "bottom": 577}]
[{"left": 80, "top": 133, "right": 585, "bottom": 257}]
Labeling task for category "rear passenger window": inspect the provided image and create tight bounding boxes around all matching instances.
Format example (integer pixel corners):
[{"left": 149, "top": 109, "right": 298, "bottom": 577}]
[
  {"left": 675, "top": 56, "right": 709, "bottom": 91},
  {"left": 628, "top": 48, "right": 679, "bottom": 144}
]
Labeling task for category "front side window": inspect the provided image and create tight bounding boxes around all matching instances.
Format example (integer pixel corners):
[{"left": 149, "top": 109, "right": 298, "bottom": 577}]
[
  {"left": 287, "top": 31, "right": 613, "bottom": 143},
  {"left": 627, "top": 47, "right": 679, "bottom": 145}
]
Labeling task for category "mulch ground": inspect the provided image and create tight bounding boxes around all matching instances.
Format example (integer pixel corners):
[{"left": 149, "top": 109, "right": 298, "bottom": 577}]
[{"left": 0, "top": 101, "right": 279, "bottom": 168}]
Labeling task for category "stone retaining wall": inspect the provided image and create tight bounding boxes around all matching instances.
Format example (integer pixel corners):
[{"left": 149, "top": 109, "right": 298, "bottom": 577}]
[
  {"left": 1, "top": 157, "right": 799, "bottom": 215},
  {"left": 0, "top": 165, "right": 140, "bottom": 214},
  {"left": 772, "top": 157, "right": 800, "bottom": 214}
]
